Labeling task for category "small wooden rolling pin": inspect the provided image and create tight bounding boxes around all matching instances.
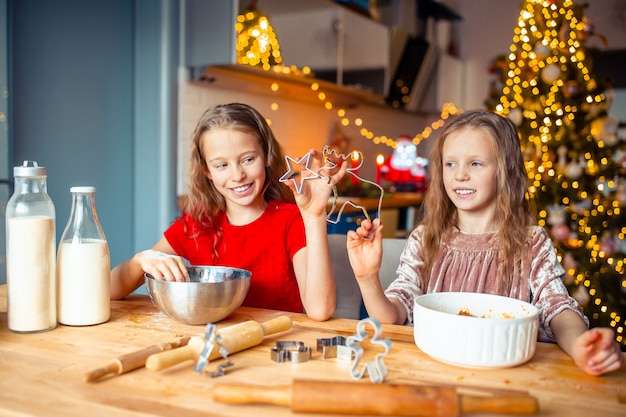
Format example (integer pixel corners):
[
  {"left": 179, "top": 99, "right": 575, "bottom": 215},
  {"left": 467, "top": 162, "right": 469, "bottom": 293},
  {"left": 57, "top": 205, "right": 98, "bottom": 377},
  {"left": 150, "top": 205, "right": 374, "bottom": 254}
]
[
  {"left": 145, "top": 315, "right": 292, "bottom": 371},
  {"left": 84, "top": 336, "right": 190, "bottom": 382},
  {"left": 212, "top": 379, "right": 539, "bottom": 416}
]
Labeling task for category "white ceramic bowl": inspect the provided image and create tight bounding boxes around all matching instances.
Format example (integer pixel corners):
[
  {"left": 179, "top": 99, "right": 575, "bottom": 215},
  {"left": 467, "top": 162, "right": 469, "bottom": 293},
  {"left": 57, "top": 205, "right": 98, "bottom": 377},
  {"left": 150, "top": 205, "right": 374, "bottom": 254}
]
[{"left": 413, "top": 292, "right": 539, "bottom": 369}]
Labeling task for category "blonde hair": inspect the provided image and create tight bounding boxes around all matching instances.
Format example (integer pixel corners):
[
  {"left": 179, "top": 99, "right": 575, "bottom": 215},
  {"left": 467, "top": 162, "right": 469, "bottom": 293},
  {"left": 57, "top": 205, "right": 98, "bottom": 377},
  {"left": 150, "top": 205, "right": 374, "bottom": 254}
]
[
  {"left": 184, "top": 103, "right": 294, "bottom": 230},
  {"left": 420, "top": 110, "right": 534, "bottom": 293}
]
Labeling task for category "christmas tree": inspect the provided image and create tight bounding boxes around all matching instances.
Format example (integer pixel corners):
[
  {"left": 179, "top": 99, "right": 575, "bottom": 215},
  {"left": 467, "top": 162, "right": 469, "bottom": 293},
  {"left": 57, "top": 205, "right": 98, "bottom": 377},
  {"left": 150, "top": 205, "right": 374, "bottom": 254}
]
[
  {"left": 486, "top": 0, "right": 626, "bottom": 347},
  {"left": 236, "top": 1, "right": 283, "bottom": 70}
]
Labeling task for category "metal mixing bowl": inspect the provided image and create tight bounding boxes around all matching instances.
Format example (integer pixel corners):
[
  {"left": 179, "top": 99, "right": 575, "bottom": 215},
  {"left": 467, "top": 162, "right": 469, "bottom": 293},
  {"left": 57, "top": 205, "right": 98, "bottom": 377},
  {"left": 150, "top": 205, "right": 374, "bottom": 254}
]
[{"left": 145, "top": 266, "right": 251, "bottom": 325}]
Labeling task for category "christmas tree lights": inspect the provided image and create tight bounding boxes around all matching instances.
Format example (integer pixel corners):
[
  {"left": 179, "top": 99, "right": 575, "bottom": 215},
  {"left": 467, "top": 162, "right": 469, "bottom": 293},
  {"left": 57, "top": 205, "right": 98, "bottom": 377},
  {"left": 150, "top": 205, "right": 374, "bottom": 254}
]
[
  {"left": 486, "top": 0, "right": 625, "bottom": 346},
  {"left": 236, "top": 6, "right": 283, "bottom": 70}
]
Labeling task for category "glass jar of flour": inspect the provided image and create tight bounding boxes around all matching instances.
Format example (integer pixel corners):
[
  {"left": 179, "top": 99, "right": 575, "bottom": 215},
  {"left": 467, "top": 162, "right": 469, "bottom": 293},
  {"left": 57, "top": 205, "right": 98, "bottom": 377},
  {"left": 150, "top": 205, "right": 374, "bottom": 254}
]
[
  {"left": 6, "top": 161, "right": 57, "bottom": 333},
  {"left": 57, "top": 186, "right": 110, "bottom": 325}
]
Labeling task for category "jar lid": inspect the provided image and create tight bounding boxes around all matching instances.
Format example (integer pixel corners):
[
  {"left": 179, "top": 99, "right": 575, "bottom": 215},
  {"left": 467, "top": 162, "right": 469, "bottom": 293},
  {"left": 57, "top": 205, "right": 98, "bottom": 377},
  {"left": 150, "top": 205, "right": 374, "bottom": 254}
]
[
  {"left": 70, "top": 186, "right": 96, "bottom": 193},
  {"left": 13, "top": 160, "right": 46, "bottom": 176}
]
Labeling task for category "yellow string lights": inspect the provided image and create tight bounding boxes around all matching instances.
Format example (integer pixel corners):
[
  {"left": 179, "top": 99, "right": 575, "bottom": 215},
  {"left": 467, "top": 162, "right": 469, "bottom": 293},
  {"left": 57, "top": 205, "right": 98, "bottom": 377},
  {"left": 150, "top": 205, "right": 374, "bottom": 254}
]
[
  {"left": 236, "top": 7, "right": 283, "bottom": 70},
  {"left": 307, "top": 79, "right": 461, "bottom": 150},
  {"left": 235, "top": 7, "right": 460, "bottom": 152},
  {"left": 259, "top": 67, "right": 461, "bottom": 150}
]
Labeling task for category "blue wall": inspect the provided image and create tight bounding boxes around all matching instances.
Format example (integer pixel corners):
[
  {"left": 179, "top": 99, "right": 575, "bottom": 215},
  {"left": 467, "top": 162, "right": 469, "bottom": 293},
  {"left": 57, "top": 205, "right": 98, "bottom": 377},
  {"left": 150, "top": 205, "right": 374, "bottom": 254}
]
[
  {"left": 0, "top": 0, "right": 8, "bottom": 283},
  {"left": 4, "top": 0, "right": 180, "bottom": 285},
  {"left": 11, "top": 0, "right": 134, "bottom": 269}
]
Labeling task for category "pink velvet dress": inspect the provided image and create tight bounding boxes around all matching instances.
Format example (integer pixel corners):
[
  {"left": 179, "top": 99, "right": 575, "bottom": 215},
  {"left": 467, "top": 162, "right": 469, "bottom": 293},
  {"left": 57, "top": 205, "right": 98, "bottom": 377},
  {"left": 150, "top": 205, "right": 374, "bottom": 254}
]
[{"left": 385, "top": 225, "right": 587, "bottom": 342}]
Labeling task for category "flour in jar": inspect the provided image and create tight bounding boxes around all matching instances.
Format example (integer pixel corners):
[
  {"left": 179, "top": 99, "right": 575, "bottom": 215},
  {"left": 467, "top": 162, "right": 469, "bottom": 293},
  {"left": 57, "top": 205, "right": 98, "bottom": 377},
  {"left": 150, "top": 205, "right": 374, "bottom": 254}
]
[
  {"left": 57, "top": 239, "right": 110, "bottom": 326},
  {"left": 7, "top": 216, "right": 57, "bottom": 332}
]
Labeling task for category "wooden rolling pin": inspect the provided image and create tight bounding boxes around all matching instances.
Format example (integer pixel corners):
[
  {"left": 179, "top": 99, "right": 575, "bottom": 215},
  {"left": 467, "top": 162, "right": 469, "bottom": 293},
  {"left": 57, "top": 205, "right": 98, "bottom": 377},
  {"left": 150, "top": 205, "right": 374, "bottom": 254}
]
[
  {"left": 212, "top": 380, "right": 539, "bottom": 416},
  {"left": 145, "top": 315, "right": 292, "bottom": 371},
  {"left": 84, "top": 336, "right": 190, "bottom": 382}
]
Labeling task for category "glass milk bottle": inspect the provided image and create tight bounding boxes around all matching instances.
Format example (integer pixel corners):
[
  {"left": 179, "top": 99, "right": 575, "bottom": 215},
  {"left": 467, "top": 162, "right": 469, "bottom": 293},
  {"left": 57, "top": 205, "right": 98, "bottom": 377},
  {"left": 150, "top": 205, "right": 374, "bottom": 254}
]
[
  {"left": 57, "top": 186, "right": 110, "bottom": 325},
  {"left": 6, "top": 161, "right": 57, "bottom": 333}
]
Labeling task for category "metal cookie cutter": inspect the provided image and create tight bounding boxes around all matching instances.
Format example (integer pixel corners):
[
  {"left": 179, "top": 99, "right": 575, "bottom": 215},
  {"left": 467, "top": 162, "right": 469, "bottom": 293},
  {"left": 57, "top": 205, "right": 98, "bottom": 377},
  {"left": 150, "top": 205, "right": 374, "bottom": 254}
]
[
  {"left": 271, "top": 340, "right": 312, "bottom": 363},
  {"left": 346, "top": 317, "right": 392, "bottom": 384},
  {"left": 316, "top": 335, "right": 353, "bottom": 361},
  {"left": 194, "top": 323, "right": 233, "bottom": 377},
  {"left": 208, "top": 360, "right": 234, "bottom": 377}
]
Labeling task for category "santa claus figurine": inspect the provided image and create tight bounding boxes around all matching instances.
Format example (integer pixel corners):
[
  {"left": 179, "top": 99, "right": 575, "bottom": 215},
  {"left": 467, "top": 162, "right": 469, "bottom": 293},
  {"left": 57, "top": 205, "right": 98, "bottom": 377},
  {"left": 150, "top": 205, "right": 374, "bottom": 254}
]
[{"left": 380, "top": 135, "right": 428, "bottom": 192}]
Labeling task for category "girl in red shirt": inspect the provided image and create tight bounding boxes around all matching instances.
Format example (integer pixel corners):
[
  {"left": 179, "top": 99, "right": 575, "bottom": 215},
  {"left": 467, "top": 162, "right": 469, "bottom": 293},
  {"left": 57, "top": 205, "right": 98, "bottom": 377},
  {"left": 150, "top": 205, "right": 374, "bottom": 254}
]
[{"left": 111, "top": 103, "right": 346, "bottom": 321}]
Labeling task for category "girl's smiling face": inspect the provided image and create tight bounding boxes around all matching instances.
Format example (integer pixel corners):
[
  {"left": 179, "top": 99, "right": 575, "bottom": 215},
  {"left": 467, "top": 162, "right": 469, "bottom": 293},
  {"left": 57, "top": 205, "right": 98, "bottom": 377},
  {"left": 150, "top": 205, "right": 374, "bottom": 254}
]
[
  {"left": 201, "top": 128, "right": 268, "bottom": 218},
  {"left": 442, "top": 127, "right": 498, "bottom": 230}
]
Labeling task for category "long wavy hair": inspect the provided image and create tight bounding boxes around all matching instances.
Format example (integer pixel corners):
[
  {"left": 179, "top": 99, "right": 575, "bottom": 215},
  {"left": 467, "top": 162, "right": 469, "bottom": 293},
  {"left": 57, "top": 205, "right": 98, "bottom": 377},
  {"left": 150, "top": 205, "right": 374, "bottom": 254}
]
[
  {"left": 419, "top": 110, "right": 534, "bottom": 293},
  {"left": 183, "top": 103, "right": 294, "bottom": 231}
]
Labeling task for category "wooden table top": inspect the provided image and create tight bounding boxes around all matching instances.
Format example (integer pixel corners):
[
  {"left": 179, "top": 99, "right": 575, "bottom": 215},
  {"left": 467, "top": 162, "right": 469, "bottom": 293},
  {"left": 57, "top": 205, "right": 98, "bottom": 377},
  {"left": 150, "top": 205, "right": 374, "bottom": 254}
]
[{"left": 0, "top": 285, "right": 624, "bottom": 417}]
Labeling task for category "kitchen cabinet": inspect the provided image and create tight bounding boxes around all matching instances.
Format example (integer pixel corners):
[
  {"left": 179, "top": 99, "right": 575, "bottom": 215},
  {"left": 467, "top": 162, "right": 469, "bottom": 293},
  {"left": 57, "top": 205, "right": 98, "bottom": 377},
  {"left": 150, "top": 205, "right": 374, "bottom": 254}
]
[
  {"left": 401, "top": 49, "right": 464, "bottom": 112},
  {"left": 269, "top": 3, "right": 389, "bottom": 72},
  {"left": 183, "top": 0, "right": 390, "bottom": 95},
  {"left": 183, "top": 0, "right": 463, "bottom": 110},
  {"left": 268, "top": 1, "right": 390, "bottom": 95},
  {"left": 198, "top": 64, "right": 387, "bottom": 109}
]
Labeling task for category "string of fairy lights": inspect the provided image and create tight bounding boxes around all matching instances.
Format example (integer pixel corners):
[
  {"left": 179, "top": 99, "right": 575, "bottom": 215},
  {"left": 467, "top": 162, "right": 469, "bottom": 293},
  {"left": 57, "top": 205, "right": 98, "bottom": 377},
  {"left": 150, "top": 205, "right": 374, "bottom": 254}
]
[
  {"left": 493, "top": 0, "right": 624, "bottom": 341},
  {"left": 236, "top": 2, "right": 623, "bottom": 342},
  {"left": 235, "top": 7, "right": 460, "bottom": 152}
]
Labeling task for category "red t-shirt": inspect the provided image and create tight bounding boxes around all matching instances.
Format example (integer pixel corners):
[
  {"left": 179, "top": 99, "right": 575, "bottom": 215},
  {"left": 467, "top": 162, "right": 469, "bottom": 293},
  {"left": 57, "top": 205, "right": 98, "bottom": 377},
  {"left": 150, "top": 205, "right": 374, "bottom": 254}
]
[{"left": 164, "top": 200, "right": 306, "bottom": 313}]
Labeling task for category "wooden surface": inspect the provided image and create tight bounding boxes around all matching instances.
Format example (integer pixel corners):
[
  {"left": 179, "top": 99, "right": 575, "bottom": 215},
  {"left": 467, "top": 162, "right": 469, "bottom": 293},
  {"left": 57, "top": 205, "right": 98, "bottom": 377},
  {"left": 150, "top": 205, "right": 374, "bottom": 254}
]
[{"left": 0, "top": 284, "right": 624, "bottom": 417}]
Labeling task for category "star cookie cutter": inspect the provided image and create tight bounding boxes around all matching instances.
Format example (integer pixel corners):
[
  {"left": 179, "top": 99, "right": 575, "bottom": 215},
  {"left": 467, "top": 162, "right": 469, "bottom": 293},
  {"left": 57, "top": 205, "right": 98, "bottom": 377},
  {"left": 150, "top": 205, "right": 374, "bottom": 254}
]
[
  {"left": 271, "top": 340, "right": 312, "bottom": 363},
  {"left": 194, "top": 323, "right": 233, "bottom": 377},
  {"left": 279, "top": 146, "right": 385, "bottom": 236},
  {"left": 278, "top": 152, "right": 322, "bottom": 194},
  {"left": 346, "top": 317, "right": 392, "bottom": 384},
  {"left": 316, "top": 335, "right": 353, "bottom": 361}
]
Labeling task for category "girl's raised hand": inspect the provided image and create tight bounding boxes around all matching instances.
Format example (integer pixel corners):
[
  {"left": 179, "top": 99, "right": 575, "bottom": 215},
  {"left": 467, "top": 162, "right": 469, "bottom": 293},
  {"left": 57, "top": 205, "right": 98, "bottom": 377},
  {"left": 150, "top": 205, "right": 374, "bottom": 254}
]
[
  {"left": 346, "top": 218, "right": 384, "bottom": 281},
  {"left": 289, "top": 149, "right": 347, "bottom": 217}
]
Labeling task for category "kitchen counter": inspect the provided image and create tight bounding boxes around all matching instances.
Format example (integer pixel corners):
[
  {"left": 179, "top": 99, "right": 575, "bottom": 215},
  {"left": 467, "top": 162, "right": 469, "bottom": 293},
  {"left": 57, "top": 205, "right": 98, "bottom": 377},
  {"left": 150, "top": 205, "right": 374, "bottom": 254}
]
[
  {"left": 179, "top": 192, "right": 423, "bottom": 214},
  {"left": 0, "top": 285, "right": 624, "bottom": 416},
  {"left": 326, "top": 192, "right": 423, "bottom": 214}
]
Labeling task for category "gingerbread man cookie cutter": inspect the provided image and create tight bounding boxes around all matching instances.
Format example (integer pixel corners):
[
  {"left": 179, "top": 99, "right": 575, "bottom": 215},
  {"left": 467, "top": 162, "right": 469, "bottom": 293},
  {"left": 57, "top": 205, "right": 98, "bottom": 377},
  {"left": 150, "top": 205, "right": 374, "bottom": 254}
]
[
  {"left": 322, "top": 146, "right": 384, "bottom": 229},
  {"left": 346, "top": 317, "right": 392, "bottom": 384}
]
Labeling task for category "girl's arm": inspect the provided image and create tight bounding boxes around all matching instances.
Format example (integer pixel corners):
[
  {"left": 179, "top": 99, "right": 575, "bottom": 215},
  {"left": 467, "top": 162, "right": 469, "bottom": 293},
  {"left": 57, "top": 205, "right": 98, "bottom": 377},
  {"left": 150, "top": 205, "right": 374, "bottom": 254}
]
[
  {"left": 110, "top": 237, "right": 188, "bottom": 299},
  {"left": 531, "top": 228, "right": 623, "bottom": 375},
  {"left": 551, "top": 310, "right": 624, "bottom": 376},
  {"left": 289, "top": 149, "right": 348, "bottom": 321},
  {"left": 346, "top": 219, "right": 407, "bottom": 324},
  {"left": 292, "top": 216, "right": 336, "bottom": 321}
]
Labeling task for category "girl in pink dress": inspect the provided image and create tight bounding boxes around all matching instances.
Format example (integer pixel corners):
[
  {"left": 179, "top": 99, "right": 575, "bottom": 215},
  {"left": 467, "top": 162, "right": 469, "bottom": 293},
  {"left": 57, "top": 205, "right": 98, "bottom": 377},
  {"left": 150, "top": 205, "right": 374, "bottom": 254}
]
[{"left": 347, "top": 109, "right": 623, "bottom": 375}]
